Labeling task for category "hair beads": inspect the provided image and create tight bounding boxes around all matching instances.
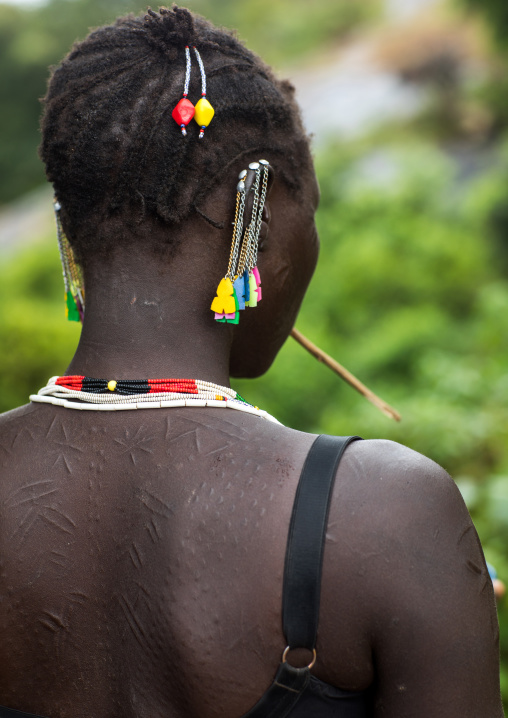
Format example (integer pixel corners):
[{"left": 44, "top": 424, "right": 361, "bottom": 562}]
[
  {"left": 193, "top": 47, "right": 214, "bottom": 138},
  {"left": 171, "top": 45, "right": 194, "bottom": 136},
  {"left": 211, "top": 160, "right": 269, "bottom": 324},
  {"left": 172, "top": 46, "right": 214, "bottom": 138}
]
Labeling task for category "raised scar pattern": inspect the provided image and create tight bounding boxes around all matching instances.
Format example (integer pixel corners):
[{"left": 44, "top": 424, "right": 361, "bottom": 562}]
[{"left": 114, "top": 427, "right": 155, "bottom": 465}]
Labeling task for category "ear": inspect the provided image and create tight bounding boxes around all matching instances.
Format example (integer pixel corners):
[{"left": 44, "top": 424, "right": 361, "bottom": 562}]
[{"left": 258, "top": 200, "right": 271, "bottom": 251}]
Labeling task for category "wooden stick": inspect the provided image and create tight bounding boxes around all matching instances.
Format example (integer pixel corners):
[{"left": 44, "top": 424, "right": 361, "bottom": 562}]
[{"left": 290, "top": 328, "right": 401, "bottom": 422}]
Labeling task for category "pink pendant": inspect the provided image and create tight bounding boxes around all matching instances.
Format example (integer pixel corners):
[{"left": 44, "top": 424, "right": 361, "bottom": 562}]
[{"left": 252, "top": 267, "right": 262, "bottom": 302}]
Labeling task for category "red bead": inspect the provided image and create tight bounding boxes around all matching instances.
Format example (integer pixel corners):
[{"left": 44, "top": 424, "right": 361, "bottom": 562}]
[
  {"left": 56, "top": 375, "right": 84, "bottom": 386},
  {"left": 148, "top": 378, "right": 199, "bottom": 394},
  {"left": 172, "top": 98, "right": 195, "bottom": 127}
]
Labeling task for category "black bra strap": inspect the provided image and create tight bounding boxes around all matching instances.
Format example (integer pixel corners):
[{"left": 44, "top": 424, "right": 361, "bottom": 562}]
[
  {"left": 240, "top": 662, "right": 311, "bottom": 718},
  {"left": 0, "top": 707, "right": 47, "bottom": 718},
  {"left": 282, "top": 434, "right": 361, "bottom": 650},
  {"left": 242, "top": 434, "right": 361, "bottom": 718}
]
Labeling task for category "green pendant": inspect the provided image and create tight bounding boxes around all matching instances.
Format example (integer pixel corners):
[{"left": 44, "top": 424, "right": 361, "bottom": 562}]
[
  {"left": 225, "top": 288, "right": 240, "bottom": 324},
  {"left": 65, "top": 291, "right": 80, "bottom": 322}
]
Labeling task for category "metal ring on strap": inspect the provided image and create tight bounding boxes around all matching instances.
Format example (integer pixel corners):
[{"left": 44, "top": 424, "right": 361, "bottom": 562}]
[{"left": 282, "top": 645, "right": 317, "bottom": 670}]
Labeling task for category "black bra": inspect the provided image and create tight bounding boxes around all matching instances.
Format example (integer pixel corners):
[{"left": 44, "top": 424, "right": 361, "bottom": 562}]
[
  {"left": 0, "top": 435, "right": 371, "bottom": 718},
  {"left": 240, "top": 434, "right": 371, "bottom": 718}
]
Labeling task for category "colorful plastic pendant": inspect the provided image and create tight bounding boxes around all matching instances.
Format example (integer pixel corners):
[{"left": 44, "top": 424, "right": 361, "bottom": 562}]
[
  {"left": 65, "top": 291, "right": 80, "bottom": 322},
  {"left": 243, "top": 269, "right": 250, "bottom": 303},
  {"left": 252, "top": 267, "right": 262, "bottom": 302},
  {"left": 215, "top": 311, "right": 239, "bottom": 325},
  {"left": 247, "top": 270, "right": 261, "bottom": 308},
  {"left": 211, "top": 278, "right": 237, "bottom": 316},
  {"left": 212, "top": 279, "right": 239, "bottom": 324},
  {"left": 172, "top": 98, "right": 195, "bottom": 136},
  {"left": 247, "top": 273, "right": 257, "bottom": 308},
  {"left": 233, "top": 275, "right": 247, "bottom": 310},
  {"left": 215, "top": 312, "right": 236, "bottom": 322},
  {"left": 228, "top": 287, "right": 240, "bottom": 324}
]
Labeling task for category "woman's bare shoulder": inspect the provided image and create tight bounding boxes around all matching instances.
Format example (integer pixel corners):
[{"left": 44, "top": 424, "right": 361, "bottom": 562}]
[
  {"left": 320, "top": 438, "right": 502, "bottom": 716},
  {"left": 335, "top": 437, "right": 461, "bottom": 528},
  {"left": 330, "top": 437, "right": 472, "bottom": 579},
  {"left": 0, "top": 402, "right": 36, "bottom": 422},
  {"left": 342, "top": 436, "right": 454, "bottom": 488},
  {"left": 0, "top": 403, "right": 40, "bottom": 439}
]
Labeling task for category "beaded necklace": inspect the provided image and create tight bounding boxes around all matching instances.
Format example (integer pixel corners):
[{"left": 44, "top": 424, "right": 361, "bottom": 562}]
[{"left": 30, "top": 376, "right": 280, "bottom": 423}]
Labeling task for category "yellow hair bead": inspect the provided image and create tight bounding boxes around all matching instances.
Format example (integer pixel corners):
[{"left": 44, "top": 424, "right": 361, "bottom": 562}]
[
  {"left": 194, "top": 97, "right": 215, "bottom": 127},
  {"left": 107, "top": 380, "right": 117, "bottom": 392}
]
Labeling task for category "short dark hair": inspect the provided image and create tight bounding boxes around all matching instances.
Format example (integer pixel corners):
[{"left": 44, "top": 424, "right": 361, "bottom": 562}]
[{"left": 40, "top": 6, "right": 313, "bottom": 264}]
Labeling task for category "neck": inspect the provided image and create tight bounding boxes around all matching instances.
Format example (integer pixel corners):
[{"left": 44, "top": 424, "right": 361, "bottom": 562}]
[{"left": 66, "top": 239, "right": 233, "bottom": 387}]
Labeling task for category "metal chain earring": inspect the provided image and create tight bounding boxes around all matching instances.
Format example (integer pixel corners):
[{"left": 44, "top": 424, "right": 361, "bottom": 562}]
[
  {"left": 210, "top": 160, "right": 269, "bottom": 324},
  {"left": 54, "top": 198, "right": 85, "bottom": 322}
]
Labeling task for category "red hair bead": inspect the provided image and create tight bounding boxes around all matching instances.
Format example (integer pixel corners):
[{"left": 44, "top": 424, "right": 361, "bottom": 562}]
[{"left": 172, "top": 98, "right": 195, "bottom": 134}]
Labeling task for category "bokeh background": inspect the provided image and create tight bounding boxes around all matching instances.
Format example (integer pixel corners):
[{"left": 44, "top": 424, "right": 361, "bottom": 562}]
[{"left": 2, "top": 0, "right": 508, "bottom": 707}]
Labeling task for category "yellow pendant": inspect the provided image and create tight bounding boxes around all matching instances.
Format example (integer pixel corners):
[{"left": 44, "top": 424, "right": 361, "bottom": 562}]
[
  {"left": 194, "top": 97, "right": 215, "bottom": 127},
  {"left": 211, "top": 277, "right": 236, "bottom": 315}
]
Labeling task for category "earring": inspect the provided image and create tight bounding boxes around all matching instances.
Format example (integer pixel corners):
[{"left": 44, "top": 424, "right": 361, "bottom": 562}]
[
  {"left": 237, "top": 160, "right": 269, "bottom": 307},
  {"left": 210, "top": 170, "right": 247, "bottom": 324},
  {"left": 210, "top": 160, "right": 269, "bottom": 324},
  {"left": 54, "top": 199, "right": 84, "bottom": 323},
  {"left": 172, "top": 46, "right": 214, "bottom": 138}
]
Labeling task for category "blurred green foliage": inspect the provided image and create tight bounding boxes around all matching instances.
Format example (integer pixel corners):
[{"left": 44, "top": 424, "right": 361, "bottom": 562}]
[
  {"left": 456, "top": 0, "right": 508, "bottom": 134},
  {"left": 0, "top": 0, "right": 377, "bottom": 205},
  {"left": 459, "top": 0, "right": 508, "bottom": 50},
  {"left": 0, "top": 240, "right": 81, "bottom": 407}
]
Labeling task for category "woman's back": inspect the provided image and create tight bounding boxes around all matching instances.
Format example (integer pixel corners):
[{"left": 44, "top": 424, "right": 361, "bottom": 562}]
[
  {"left": 0, "top": 402, "right": 317, "bottom": 717},
  {"left": 0, "top": 401, "right": 501, "bottom": 717}
]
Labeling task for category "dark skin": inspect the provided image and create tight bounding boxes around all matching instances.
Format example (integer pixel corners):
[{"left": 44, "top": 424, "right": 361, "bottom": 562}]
[{"left": 0, "top": 164, "right": 503, "bottom": 718}]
